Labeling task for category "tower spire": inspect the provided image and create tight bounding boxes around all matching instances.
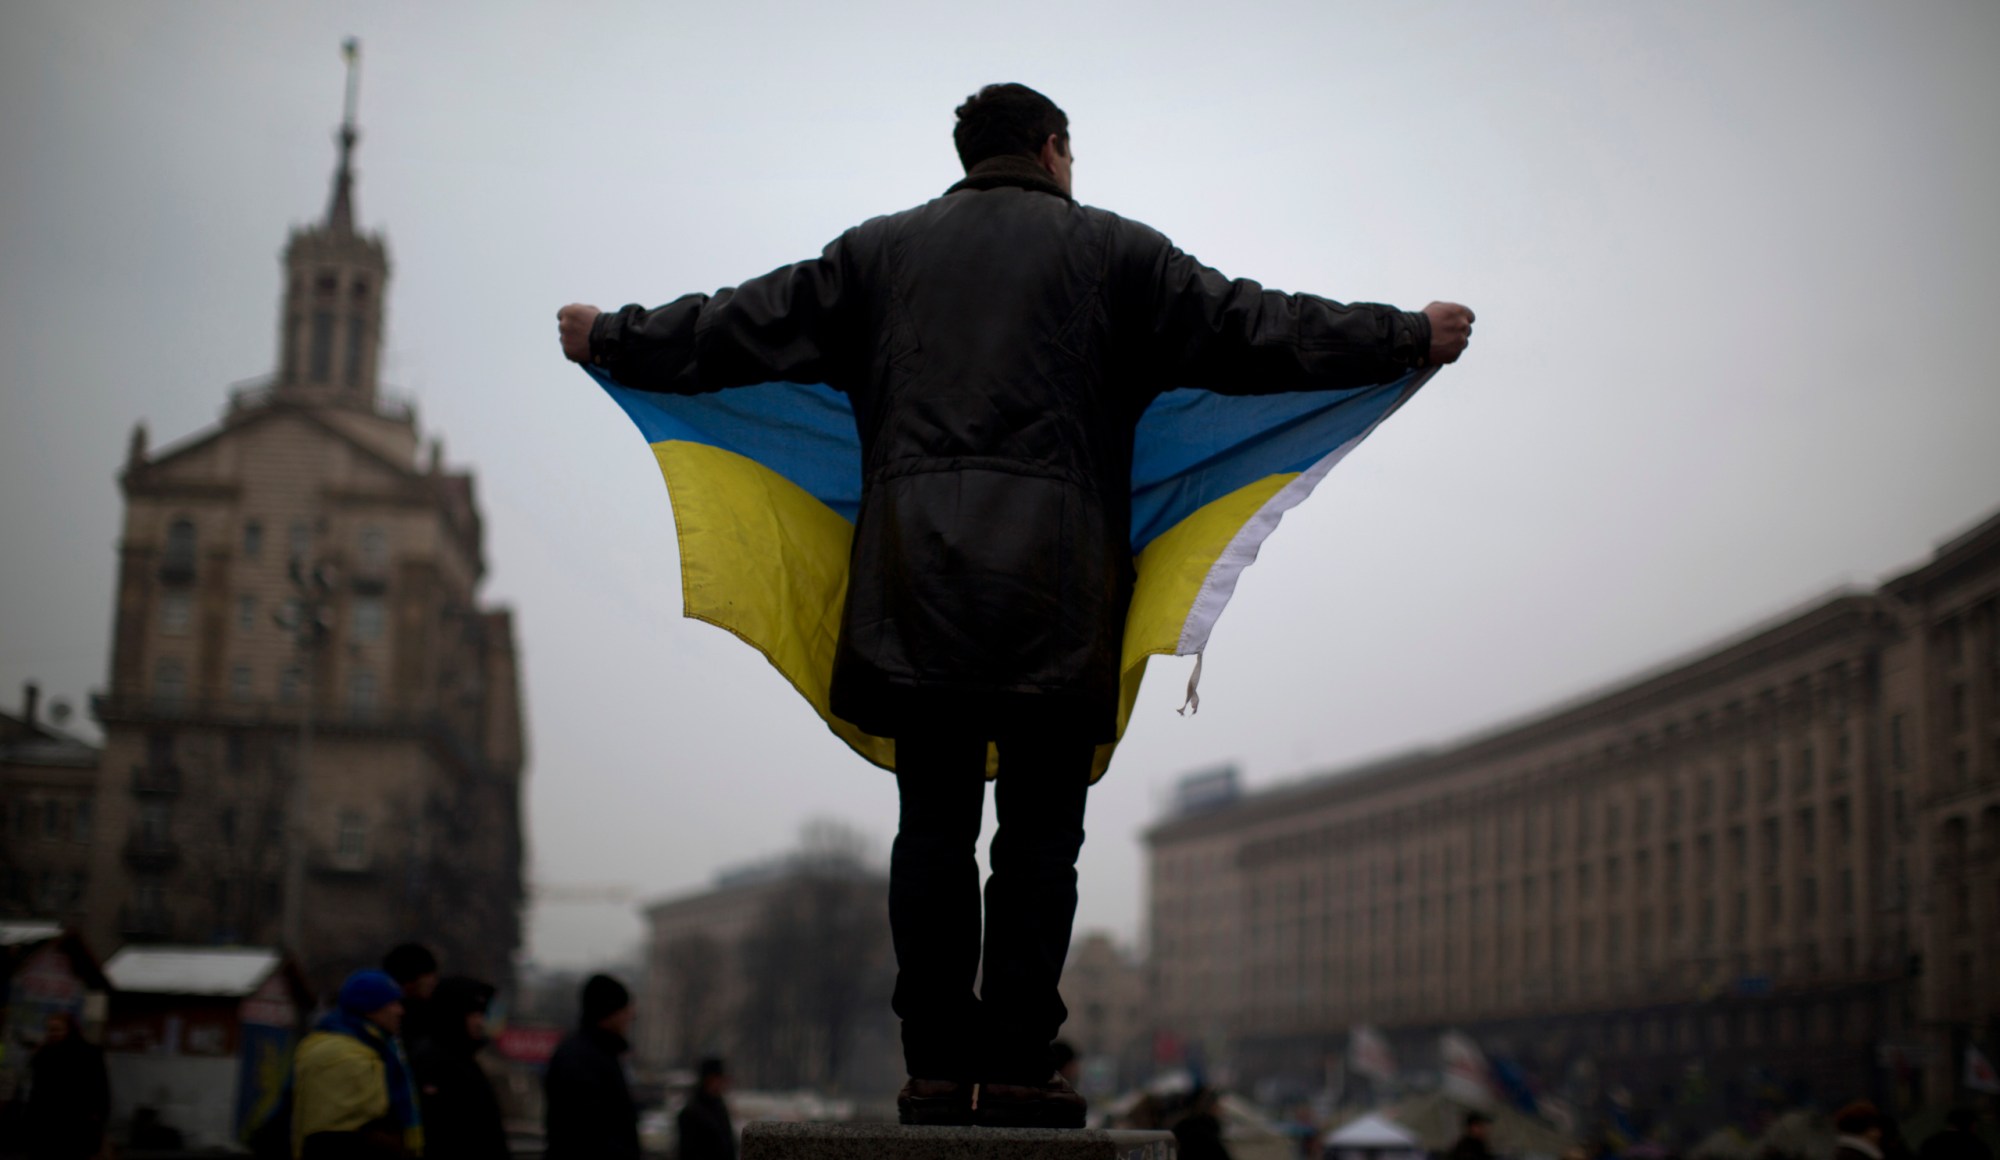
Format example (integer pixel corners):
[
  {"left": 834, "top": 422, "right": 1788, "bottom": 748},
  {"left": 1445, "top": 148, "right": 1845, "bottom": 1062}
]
[{"left": 326, "top": 38, "right": 361, "bottom": 233}]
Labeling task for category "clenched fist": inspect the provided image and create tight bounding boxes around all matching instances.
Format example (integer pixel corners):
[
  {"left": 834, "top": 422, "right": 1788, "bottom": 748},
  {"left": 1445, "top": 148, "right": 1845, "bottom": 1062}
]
[
  {"left": 1422, "top": 301, "right": 1475, "bottom": 366},
  {"left": 557, "top": 303, "right": 601, "bottom": 364}
]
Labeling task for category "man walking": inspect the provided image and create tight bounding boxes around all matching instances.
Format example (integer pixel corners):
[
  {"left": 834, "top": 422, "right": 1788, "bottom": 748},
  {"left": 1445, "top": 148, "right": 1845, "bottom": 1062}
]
[
  {"left": 676, "top": 1058, "right": 735, "bottom": 1160},
  {"left": 559, "top": 83, "right": 1472, "bottom": 1127},
  {"left": 542, "top": 975, "right": 639, "bottom": 1160}
]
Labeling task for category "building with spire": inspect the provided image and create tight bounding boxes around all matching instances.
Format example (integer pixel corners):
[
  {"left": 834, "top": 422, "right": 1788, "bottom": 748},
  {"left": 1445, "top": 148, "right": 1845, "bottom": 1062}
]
[{"left": 81, "top": 43, "right": 526, "bottom": 996}]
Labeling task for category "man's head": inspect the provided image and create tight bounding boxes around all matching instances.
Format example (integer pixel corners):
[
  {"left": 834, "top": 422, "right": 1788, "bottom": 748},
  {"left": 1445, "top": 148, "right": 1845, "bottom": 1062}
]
[
  {"left": 954, "top": 83, "right": 1072, "bottom": 194},
  {"left": 338, "top": 969, "right": 406, "bottom": 1036},
  {"left": 581, "top": 972, "right": 634, "bottom": 1037},
  {"left": 1464, "top": 1111, "right": 1493, "bottom": 1141},
  {"left": 698, "top": 1056, "right": 729, "bottom": 1096},
  {"left": 433, "top": 975, "right": 497, "bottom": 1046},
  {"left": 42, "top": 1012, "right": 74, "bottom": 1045},
  {"left": 1835, "top": 1102, "right": 1883, "bottom": 1144},
  {"left": 383, "top": 942, "right": 440, "bottom": 1000}
]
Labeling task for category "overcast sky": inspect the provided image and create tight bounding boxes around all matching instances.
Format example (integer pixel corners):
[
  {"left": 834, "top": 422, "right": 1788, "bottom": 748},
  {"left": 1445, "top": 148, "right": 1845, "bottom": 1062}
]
[{"left": 3, "top": 1, "right": 1996, "bottom": 972}]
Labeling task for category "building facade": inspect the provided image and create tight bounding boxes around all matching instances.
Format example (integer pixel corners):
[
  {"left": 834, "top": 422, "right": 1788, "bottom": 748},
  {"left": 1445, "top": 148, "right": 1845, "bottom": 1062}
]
[
  {"left": 0, "top": 685, "right": 101, "bottom": 923},
  {"left": 640, "top": 852, "right": 897, "bottom": 1093},
  {"left": 1147, "top": 508, "right": 2000, "bottom": 1114},
  {"left": 79, "top": 91, "right": 526, "bottom": 996}
]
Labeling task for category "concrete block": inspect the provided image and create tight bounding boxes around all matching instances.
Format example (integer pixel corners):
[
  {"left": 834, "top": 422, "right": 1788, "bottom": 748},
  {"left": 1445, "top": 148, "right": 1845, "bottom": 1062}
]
[{"left": 741, "top": 1120, "right": 1176, "bottom": 1160}]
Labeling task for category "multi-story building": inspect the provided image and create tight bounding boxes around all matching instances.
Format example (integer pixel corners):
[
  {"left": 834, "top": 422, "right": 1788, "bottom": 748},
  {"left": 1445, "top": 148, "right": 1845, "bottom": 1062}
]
[
  {"left": 1, "top": 684, "right": 101, "bottom": 922},
  {"left": 1146, "top": 507, "right": 2000, "bottom": 1113},
  {"left": 79, "top": 82, "right": 526, "bottom": 996},
  {"left": 640, "top": 851, "right": 897, "bottom": 1092},
  {"left": 1059, "top": 931, "right": 1151, "bottom": 1092}
]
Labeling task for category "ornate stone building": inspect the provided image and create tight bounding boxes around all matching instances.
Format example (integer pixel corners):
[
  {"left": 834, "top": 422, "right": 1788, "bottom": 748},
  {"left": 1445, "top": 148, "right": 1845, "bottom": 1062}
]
[
  {"left": 1146, "top": 507, "right": 2000, "bottom": 1113},
  {"left": 80, "top": 76, "right": 525, "bottom": 996},
  {"left": 1, "top": 684, "right": 101, "bottom": 922}
]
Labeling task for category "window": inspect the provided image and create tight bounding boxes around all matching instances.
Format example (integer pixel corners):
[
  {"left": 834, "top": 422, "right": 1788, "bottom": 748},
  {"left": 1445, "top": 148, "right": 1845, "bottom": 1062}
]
[
  {"left": 279, "top": 666, "right": 302, "bottom": 703},
  {"left": 1833, "top": 797, "right": 1852, "bottom": 844},
  {"left": 219, "top": 806, "right": 237, "bottom": 847},
  {"left": 309, "top": 309, "right": 334, "bottom": 382},
  {"left": 43, "top": 800, "right": 64, "bottom": 838},
  {"left": 237, "top": 595, "right": 257, "bottom": 632},
  {"left": 160, "top": 590, "right": 192, "bottom": 635},
  {"left": 164, "top": 518, "right": 197, "bottom": 573},
  {"left": 1798, "top": 808, "right": 1817, "bottom": 857},
  {"left": 137, "top": 801, "right": 172, "bottom": 845},
  {"left": 336, "top": 809, "right": 369, "bottom": 866},
  {"left": 1764, "top": 756, "right": 1781, "bottom": 801},
  {"left": 344, "top": 315, "right": 366, "bottom": 387},
  {"left": 358, "top": 526, "right": 389, "bottom": 573},
  {"left": 152, "top": 660, "right": 187, "bottom": 708},
  {"left": 229, "top": 665, "right": 253, "bottom": 702},
  {"left": 1798, "top": 746, "right": 1816, "bottom": 793},
  {"left": 289, "top": 521, "right": 312, "bottom": 562},
  {"left": 1890, "top": 714, "right": 1906, "bottom": 770},
  {"left": 243, "top": 520, "right": 263, "bottom": 558},
  {"left": 348, "top": 668, "right": 377, "bottom": 718},
  {"left": 227, "top": 732, "right": 248, "bottom": 773},
  {"left": 73, "top": 801, "right": 91, "bottom": 844},
  {"left": 351, "top": 596, "right": 385, "bottom": 642}
]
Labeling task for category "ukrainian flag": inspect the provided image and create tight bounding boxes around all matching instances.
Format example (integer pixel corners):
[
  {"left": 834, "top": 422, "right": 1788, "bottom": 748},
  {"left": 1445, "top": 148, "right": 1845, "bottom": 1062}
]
[{"left": 586, "top": 366, "right": 1436, "bottom": 779}]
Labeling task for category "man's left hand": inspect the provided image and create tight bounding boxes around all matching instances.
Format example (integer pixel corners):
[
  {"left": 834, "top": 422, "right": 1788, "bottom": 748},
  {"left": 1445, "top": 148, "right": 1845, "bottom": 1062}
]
[{"left": 558, "top": 304, "right": 601, "bottom": 364}]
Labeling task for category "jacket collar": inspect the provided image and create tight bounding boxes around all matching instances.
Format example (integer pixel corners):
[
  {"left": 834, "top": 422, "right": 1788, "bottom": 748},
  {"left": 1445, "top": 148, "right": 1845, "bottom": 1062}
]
[{"left": 946, "top": 154, "right": 1073, "bottom": 202}]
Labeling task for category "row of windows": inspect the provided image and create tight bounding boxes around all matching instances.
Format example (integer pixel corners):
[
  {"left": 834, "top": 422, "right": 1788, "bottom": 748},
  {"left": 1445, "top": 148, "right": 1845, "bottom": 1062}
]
[
  {"left": 132, "top": 801, "right": 371, "bottom": 863},
  {"left": 2, "top": 797, "right": 92, "bottom": 843},
  {"left": 150, "top": 659, "right": 380, "bottom": 713},
  {"left": 3, "top": 869, "right": 86, "bottom": 915},
  {"left": 157, "top": 591, "right": 386, "bottom": 640},
  {"left": 162, "top": 518, "right": 390, "bottom": 573}
]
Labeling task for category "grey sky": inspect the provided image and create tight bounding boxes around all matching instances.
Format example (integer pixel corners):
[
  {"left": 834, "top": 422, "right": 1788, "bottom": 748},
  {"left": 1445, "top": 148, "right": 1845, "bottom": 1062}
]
[{"left": 3, "top": 1, "right": 1995, "bottom": 970}]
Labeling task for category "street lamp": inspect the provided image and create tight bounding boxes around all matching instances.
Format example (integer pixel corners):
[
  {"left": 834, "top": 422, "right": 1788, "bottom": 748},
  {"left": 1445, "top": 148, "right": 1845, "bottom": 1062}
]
[{"left": 275, "top": 553, "right": 336, "bottom": 957}]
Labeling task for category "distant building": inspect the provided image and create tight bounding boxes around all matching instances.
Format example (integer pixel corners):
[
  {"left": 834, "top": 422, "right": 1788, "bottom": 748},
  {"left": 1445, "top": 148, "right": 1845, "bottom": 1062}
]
[
  {"left": 79, "top": 71, "right": 525, "bottom": 996},
  {"left": 640, "top": 851, "right": 896, "bottom": 1092},
  {"left": 1146, "top": 507, "right": 2000, "bottom": 1112},
  {"left": 1058, "top": 931, "right": 1149, "bottom": 1092},
  {"left": 1, "top": 684, "right": 101, "bottom": 922}
]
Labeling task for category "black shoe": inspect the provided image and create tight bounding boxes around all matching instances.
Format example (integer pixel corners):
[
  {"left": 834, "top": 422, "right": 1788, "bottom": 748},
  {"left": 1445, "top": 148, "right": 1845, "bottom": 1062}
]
[
  {"left": 976, "top": 1073, "right": 1087, "bottom": 1129},
  {"left": 899, "top": 1078, "right": 976, "bottom": 1126}
]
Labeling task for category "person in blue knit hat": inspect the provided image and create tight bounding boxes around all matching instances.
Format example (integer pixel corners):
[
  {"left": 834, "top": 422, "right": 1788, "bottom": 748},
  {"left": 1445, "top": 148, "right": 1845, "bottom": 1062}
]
[{"left": 292, "top": 968, "right": 424, "bottom": 1158}]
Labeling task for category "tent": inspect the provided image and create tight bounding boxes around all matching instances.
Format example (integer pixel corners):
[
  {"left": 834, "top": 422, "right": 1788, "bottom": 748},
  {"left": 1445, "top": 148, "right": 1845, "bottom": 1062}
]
[
  {"left": 1325, "top": 1111, "right": 1429, "bottom": 1160},
  {"left": 1388, "top": 1090, "right": 1578, "bottom": 1159}
]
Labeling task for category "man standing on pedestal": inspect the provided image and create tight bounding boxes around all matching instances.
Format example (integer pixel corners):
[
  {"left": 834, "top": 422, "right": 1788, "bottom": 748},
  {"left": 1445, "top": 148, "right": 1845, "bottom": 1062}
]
[{"left": 559, "top": 83, "right": 1471, "bottom": 1128}]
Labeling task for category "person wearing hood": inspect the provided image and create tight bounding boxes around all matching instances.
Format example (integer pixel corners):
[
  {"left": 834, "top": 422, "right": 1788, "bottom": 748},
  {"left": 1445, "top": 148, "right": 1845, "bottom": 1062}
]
[
  {"left": 383, "top": 944, "right": 441, "bottom": 1057},
  {"left": 542, "top": 974, "right": 639, "bottom": 1160},
  {"left": 24, "top": 1012, "right": 109, "bottom": 1160},
  {"left": 412, "top": 977, "right": 508, "bottom": 1160},
  {"left": 1836, "top": 1103, "right": 1888, "bottom": 1160},
  {"left": 293, "top": 969, "right": 423, "bottom": 1159}
]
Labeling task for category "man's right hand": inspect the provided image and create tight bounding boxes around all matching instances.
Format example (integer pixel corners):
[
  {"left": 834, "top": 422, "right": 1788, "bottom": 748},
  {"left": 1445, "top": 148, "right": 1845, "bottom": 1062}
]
[
  {"left": 558, "top": 303, "right": 602, "bottom": 364},
  {"left": 1422, "top": 301, "right": 1475, "bottom": 366}
]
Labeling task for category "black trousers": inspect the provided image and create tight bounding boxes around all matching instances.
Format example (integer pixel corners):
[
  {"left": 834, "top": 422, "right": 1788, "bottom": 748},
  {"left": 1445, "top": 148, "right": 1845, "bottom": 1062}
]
[{"left": 889, "top": 729, "right": 1093, "bottom": 1083}]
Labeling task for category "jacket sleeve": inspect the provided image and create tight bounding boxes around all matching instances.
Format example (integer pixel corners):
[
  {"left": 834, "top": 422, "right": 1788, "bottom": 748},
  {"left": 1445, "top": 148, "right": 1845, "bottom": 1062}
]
[
  {"left": 1111, "top": 218, "right": 1429, "bottom": 395},
  {"left": 589, "top": 232, "right": 855, "bottom": 395}
]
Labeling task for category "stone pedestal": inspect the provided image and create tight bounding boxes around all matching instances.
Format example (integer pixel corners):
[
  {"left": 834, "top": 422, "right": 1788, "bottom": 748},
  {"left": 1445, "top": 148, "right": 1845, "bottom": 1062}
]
[{"left": 741, "top": 1121, "right": 1176, "bottom": 1160}]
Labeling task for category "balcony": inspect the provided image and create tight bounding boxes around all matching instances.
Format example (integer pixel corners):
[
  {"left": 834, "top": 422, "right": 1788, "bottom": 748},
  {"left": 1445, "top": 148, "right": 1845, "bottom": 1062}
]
[
  {"left": 122, "top": 834, "right": 181, "bottom": 872},
  {"left": 129, "top": 764, "right": 181, "bottom": 796}
]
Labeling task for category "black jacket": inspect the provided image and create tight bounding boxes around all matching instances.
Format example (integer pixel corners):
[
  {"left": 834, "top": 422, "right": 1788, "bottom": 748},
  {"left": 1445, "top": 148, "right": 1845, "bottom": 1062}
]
[
  {"left": 592, "top": 155, "right": 1430, "bottom": 742},
  {"left": 413, "top": 1032, "right": 508, "bottom": 1160},
  {"left": 542, "top": 1027, "right": 639, "bottom": 1160},
  {"left": 676, "top": 1091, "right": 735, "bottom": 1160},
  {"left": 25, "top": 1036, "right": 109, "bottom": 1160}
]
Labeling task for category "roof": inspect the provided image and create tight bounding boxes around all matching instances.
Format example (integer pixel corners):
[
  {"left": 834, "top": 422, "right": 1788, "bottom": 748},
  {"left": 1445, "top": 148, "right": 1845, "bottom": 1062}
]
[
  {"left": 104, "top": 946, "right": 282, "bottom": 996},
  {"left": 0, "top": 920, "right": 64, "bottom": 947},
  {"left": 1326, "top": 1113, "right": 1422, "bottom": 1148}
]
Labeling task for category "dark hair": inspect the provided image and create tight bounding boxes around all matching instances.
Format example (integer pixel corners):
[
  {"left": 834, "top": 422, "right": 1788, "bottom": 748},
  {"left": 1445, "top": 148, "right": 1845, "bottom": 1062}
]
[
  {"left": 580, "top": 973, "right": 631, "bottom": 1026},
  {"left": 1834, "top": 1102, "right": 1881, "bottom": 1136},
  {"left": 382, "top": 942, "right": 438, "bottom": 984},
  {"left": 953, "top": 83, "right": 1068, "bottom": 171},
  {"left": 698, "top": 1057, "right": 727, "bottom": 1081},
  {"left": 1464, "top": 1111, "right": 1494, "bottom": 1128}
]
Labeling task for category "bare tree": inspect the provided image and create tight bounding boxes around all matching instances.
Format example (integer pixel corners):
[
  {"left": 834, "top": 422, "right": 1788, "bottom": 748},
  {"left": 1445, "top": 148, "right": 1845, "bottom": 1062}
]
[{"left": 663, "top": 931, "right": 726, "bottom": 1065}]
